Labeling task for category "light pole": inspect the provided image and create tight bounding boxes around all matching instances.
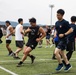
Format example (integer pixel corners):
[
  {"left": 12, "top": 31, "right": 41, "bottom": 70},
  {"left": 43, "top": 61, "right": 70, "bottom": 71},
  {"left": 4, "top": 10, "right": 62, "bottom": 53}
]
[{"left": 49, "top": 5, "right": 54, "bottom": 25}]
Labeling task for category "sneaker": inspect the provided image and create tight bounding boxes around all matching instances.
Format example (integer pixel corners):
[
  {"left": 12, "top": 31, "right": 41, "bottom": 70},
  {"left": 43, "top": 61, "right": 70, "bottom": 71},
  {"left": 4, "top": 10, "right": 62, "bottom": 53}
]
[
  {"left": 56, "top": 63, "right": 63, "bottom": 71},
  {"left": 8, "top": 51, "right": 14, "bottom": 56},
  {"left": 52, "top": 56, "right": 56, "bottom": 60},
  {"left": 52, "top": 54, "right": 56, "bottom": 60},
  {"left": 13, "top": 53, "right": 20, "bottom": 59},
  {"left": 30, "top": 55, "right": 35, "bottom": 64},
  {"left": 13, "top": 53, "right": 16, "bottom": 57},
  {"left": 45, "top": 46, "right": 49, "bottom": 48},
  {"left": 14, "top": 56, "right": 20, "bottom": 59},
  {"left": 64, "top": 64, "right": 72, "bottom": 72},
  {"left": 38, "top": 45, "right": 42, "bottom": 48},
  {"left": 17, "top": 61, "right": 23, "bottom": 67},
  {"left": 0, "top": 40, "right": 3, "bottom": 44},
  {"left": 10, "top": 52, "right": 14, "bottom": 56}
]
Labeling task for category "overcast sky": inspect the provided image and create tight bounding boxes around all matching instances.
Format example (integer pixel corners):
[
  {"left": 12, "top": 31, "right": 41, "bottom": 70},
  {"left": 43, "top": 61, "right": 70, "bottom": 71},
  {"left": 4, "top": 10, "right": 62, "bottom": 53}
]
[{"left": 0, "top": 0, "right": 76, "bottom": 25}]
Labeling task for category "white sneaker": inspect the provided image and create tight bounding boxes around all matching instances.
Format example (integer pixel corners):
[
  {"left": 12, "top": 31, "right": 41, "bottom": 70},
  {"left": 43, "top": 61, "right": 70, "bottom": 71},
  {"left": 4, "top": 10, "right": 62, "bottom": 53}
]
[{"left": 45, "top": 46, "right": 49, "bottom": 48}]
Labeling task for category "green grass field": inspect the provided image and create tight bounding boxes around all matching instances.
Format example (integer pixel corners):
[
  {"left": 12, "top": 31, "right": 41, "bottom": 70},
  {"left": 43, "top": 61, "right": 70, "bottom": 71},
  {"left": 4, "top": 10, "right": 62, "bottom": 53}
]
[{"left": 0, "top": 36, "right": 76, "bottom": 75}]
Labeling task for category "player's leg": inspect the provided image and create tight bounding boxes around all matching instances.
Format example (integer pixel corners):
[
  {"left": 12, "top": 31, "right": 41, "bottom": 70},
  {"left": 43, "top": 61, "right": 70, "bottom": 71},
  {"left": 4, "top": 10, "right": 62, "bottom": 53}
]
[
  {"left": 52, "top": 41, "right": 58, "bottom": 59},
  {"left": 54, "top": 48, "right": 63, "bottom": 71},
  {"left": 46, "top": 39, "right": 49, "bottom": 48},
  {"left": 61, "top": 51, "right": 72, "bottom": 72},
  {"left": 6, "top": 41, "right": 13, "bottom": 56},
  {"left": 28, "top": 54, "right": 35, "bottom": 64},
  {"left": 66, "top": 41, "right": 75, "bottom": 60},
  {"left": 14, "top": 47, "right": 23, "bottom": 59},
  {"left": 17, "top": 47, "right": 32, "bottom": 67},
  {"left": 62, "top": 41, "right": 74, "bottom": 66},
  {"left": 14, "top": 41, "right": 23, "bottom": 59},
  {"left": 38, "top": 41, "right": 42, "bottom": 48}
]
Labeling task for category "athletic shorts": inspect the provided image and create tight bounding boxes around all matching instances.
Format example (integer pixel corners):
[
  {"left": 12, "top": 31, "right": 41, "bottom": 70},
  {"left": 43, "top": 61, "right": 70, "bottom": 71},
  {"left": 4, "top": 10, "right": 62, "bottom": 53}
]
[
  {"left": 16, "top": 41, "right": 24, "bottom": 48},
  {"left": 46, "top": 35, "right": 50, "bottom": 40},
  {"left": 66, "top": 41, "right": 75, "bottom": 51},
  {"left": 57, "top": 38, "right": 67, "bottom": 50},
  {"left": 26, "top": 42, "right": 38, "bottom": 50},
  {"left": 6, "top": 40, "right": 11, "bottom": 44}
]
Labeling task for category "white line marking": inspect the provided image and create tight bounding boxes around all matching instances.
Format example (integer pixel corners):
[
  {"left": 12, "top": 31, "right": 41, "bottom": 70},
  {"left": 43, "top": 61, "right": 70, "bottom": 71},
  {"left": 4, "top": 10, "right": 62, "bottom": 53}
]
[
  {"left": 0, "top": 66, "right": 18, "bottom": 75},
  {"left": 0, "top": 58, "right": 76, "bottom": 63}
]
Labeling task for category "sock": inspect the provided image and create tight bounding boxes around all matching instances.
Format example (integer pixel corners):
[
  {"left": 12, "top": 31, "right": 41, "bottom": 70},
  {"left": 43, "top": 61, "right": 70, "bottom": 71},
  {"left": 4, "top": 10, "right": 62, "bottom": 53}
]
[
  {"left": 62, "top": 60, "right": 66, "bottom": 66},
  {"left": 19, "top": 61, "right": 23, "bottom": 64}
]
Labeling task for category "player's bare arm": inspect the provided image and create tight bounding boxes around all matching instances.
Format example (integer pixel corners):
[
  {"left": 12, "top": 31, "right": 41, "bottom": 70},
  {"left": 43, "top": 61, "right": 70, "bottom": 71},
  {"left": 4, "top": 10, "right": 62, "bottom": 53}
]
[
  {"left": 20, "top": 25, "right": 24, "bottom": 35},
  {"left": 5, "top": 26, "right": 13, "bottom": 38},
  {"left": 24, "top": 27, "right": 31, "bottom": 34},
  {"left": 36, "top": 27, "right": 46, "bottom": 42}
]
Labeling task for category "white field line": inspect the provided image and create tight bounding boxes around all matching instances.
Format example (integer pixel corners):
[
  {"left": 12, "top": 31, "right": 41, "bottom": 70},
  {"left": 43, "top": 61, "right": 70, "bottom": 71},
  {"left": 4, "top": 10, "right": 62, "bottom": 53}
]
[
  {"left": 0, "top": 58, "right": 76, "bottom": 75},
  {"left": 0, "top": 58, "right": 76, "bottom": 63},
  {"left": 0, "top": 66, "right": 18, "bottom": 75}
]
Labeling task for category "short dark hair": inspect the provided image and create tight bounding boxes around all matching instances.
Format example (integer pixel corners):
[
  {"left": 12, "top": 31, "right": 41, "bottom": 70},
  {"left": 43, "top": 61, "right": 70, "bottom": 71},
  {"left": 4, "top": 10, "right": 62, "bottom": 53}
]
[
  {"left": 71, "top": 16, "right": 76, "bottom": 22},
  {"left": 57, "top": 9, "right": 65, "bottom": 15},
  {"left": 18, "top": 18, "right": 23, "bottom": 23},
  {"left": 5, "top": 21, "right": 11, "bottom": 25},
  {"left": 29, "top": 18, "right": 36, "bottom": 23}
]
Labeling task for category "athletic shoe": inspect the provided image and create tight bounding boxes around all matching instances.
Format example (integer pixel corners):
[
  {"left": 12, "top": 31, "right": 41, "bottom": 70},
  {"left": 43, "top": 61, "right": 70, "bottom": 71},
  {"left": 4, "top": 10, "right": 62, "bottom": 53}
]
[
  {"left": 38, "top": 45, "right": 42, "bottom": 48},
  {"left": 52, "top": 56, "right": 56, "bottom": 60},
  {"left": 12, "top": 53, "right": 15, "bottom": 57},
  {"left": 8, "top": 51, "right": 14, "bottom": 56},
  {"left": 56, "top": 63, "right": 63, "bottom": 71},
  {"left": 52, "top": 54, "right": 56, "bottom": 60},
  {"left": 0, "top": 40, "right": 3, "bottom": 44},
  {"left": 14, "top": 56, "right": 20, "bottom": 59},
  {"left": 64, "top": 64, "right": 72, "bottom": 72},
  {"left": 17, "top": 61, "right": 23, "bottom": 67},
  {"left": 45, "top": 46, "right": 49, "bottom": 48},
  {"left": 30, "top": 55, "right": 35, "bottom": 64},
  {"left": 10, "top": 52, "right": 14, "bottom": 56}
]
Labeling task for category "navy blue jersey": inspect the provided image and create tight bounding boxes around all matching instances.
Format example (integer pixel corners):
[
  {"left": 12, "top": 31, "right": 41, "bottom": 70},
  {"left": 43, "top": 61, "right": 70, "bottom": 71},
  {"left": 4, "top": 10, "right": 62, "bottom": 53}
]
[
  {"left": 67, "top": 24, "right": 76, "bottom": 42},
  {"left": 55, "top": 19, "right": 71, "bottom": 39}
]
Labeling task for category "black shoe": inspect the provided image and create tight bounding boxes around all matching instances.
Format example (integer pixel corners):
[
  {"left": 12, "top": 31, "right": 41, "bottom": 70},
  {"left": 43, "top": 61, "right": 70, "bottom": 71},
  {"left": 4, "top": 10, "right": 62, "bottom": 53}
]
[
  {"left": 13, "top": 53, "right": 16, "bottom": 57},
  {"left": 8, "top": 51, "right": 14, "bottom": 56},
  {"left": 0, "top": 40, "right": 3, "bottom": 44},
  {"left": 14, "top": 56, "right": 20, "bottom": 59},
  {"left": 17, "top": 61, "right": 23, "bottom": 67},
  {"left": 56, "top": 63, "right": 63, "bottom": 72},
  {"left": 30, "top": 55, "right": 35, "bottom": 64},
  {"left": 52, "top": 57, "right": 56, "bottom": 60},
  {"left": 52, "top": 54, "right": 56, "bottom": 60},
  {"left": 64, "top": 64, "right": 72, "bottom": 72}
]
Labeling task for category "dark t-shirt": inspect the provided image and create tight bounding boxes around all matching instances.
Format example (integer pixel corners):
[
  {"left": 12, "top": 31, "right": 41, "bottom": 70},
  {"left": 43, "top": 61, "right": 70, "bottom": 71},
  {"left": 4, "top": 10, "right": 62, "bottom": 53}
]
[
  {"left": 46, "top": 28, "right": 51, "bottom": 36},
  {"left": 67, "top": 24, "right": 76, "bottom": 42},
  {"left": 28, "top": 26, "right": 40, "bottom": 44},
  {"left": 55, "top": 19, "right": 71, "bottom": 39}
]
